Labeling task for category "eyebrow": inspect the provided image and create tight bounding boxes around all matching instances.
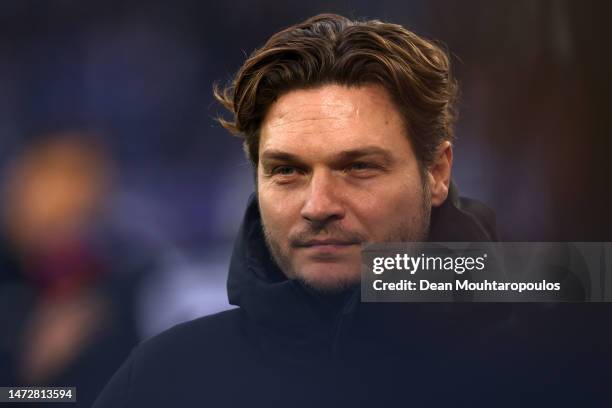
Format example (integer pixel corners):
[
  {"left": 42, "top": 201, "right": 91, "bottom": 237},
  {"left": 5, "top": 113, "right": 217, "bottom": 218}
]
[
  {"left": 335, "top": 146, "right": 394, "bottom": 164},
  {"left": 260, "top": 146, "right": 395, "bottom": 166}
]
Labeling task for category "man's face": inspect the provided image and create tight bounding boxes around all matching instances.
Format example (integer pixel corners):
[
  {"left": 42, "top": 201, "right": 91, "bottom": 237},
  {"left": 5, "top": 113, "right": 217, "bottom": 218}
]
[{"left": 257, "top": 84, "right": 431, "bottom": 291}]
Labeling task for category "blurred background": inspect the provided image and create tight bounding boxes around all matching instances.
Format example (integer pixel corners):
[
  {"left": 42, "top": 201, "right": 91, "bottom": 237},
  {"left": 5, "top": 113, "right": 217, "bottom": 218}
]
[{"left": 0, "top": 0, "right": 611, "bottom": 406}]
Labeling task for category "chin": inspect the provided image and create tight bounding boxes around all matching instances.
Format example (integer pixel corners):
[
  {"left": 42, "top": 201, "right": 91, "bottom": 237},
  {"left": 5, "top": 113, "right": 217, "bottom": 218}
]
[{"left": 296, "top": 264, "right": 360, "bottom": 293}]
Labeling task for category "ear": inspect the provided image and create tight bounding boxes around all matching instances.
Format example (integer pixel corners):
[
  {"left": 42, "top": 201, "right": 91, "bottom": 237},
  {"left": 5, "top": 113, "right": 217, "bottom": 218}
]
[{"left": 427, "top": 141, "right": 453, "bottom": 207}]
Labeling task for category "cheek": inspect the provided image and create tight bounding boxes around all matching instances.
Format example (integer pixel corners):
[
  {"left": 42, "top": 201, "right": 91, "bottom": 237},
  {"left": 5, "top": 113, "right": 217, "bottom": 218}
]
[
  {"left": 350, "top": 174, "right": 424, "bottom": 234},
  {"left": 257, "top": 186, "right": 297, "bottom": 236},
  {"left": 391, "top": 184, "right": 426, "bottom": 222}
]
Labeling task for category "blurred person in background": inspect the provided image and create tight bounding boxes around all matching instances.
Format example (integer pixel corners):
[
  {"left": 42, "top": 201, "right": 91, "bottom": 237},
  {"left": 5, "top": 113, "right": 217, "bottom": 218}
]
[{"left": 0, "top": 132, "right": 149, "bottom": 407}]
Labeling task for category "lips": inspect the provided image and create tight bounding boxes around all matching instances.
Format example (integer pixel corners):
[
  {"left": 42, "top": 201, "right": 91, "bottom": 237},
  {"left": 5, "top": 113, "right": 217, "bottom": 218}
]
[
  {"left": 300, "top": 239, "right": 359, "bottom": 247},
  {"left": 292, "top": 239, "right": 360, "bottom": 259}
]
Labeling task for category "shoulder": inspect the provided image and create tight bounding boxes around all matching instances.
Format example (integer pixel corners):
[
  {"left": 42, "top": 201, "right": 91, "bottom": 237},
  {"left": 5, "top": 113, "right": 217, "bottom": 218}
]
[
  {"left": 138, "top": 307, "right": 245, "bottom": 355},
  {"left": 93, "top": 308, "right": 250, "bottom": 408}
]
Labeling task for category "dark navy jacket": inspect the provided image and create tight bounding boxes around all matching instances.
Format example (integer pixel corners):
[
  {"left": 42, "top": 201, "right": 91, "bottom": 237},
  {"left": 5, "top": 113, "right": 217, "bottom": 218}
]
[{"left": 93, "top": 185, "right": 611, "bottom": 407}]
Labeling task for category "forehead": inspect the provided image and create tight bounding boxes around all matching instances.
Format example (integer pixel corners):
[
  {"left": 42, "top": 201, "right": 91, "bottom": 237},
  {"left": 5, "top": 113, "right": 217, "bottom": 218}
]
[{"left": 259, "top": 84, "right": 412, "bottom": 159}]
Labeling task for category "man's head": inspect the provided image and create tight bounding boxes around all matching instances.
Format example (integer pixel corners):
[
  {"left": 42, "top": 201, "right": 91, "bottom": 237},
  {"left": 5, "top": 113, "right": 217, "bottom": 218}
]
[{"left": 215, "top": 14, "right": 456, "bottom": 290}]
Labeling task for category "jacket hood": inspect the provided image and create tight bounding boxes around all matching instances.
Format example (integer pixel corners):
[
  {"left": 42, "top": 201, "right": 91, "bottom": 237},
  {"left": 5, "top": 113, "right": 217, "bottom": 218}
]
[{"left": 226, "top": 182, "right": 500, "bottom": 353}]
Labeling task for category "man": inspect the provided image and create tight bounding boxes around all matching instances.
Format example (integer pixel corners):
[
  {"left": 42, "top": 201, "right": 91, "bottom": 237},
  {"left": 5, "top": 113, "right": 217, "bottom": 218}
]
[{"left": 93, "top": 14, "right": 604, "bottom": 407}]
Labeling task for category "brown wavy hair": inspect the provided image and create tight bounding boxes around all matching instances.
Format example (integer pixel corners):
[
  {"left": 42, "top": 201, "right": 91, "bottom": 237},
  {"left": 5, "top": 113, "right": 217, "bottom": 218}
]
[{"left": 214, "top": 13, "right": 457, "bottom": 170}]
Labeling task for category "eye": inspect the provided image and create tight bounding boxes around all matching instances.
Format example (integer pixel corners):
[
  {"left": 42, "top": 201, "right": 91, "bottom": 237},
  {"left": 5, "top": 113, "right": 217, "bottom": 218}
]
[
  {"left": 345, "top": 161, "right": 384, "bottom": 178},
  {"left": 348, "top": 162, "right": 371, "bottom": 171},
  {"left": 272, "top": 166, "right": 298, "bottom": 176}
]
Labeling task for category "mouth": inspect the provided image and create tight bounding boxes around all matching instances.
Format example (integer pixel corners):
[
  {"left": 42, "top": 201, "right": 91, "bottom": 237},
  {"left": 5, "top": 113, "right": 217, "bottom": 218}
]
[
  {"left": 294, "top": 239, "right": 360, "bottom": 257},
  {"left": 296, "top": 238, "right": 361, "bottom": 247}
]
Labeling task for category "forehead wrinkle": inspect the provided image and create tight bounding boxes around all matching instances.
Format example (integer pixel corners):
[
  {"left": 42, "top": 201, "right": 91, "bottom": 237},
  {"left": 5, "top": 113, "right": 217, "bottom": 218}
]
[
  {"left": 270, "top": 90, "right": 360, "bottom": 119},
  {"left": 268, "top": 115, "right": 346, "bottom": 129},
  {"left": 267, "top": 97, "right": 360, "bottom": 125}
]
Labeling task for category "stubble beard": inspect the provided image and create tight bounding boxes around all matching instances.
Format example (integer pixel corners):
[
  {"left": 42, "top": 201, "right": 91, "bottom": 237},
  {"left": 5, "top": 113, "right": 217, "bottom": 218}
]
[{"left": 261, "top": 184, "right": 431, "bottom": 292}]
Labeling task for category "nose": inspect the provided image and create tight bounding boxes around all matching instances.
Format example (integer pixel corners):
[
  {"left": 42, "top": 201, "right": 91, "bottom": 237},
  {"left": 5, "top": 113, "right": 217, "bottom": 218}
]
[{"left": 300, "top": 169, "right": 345, "bottom": 225}]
